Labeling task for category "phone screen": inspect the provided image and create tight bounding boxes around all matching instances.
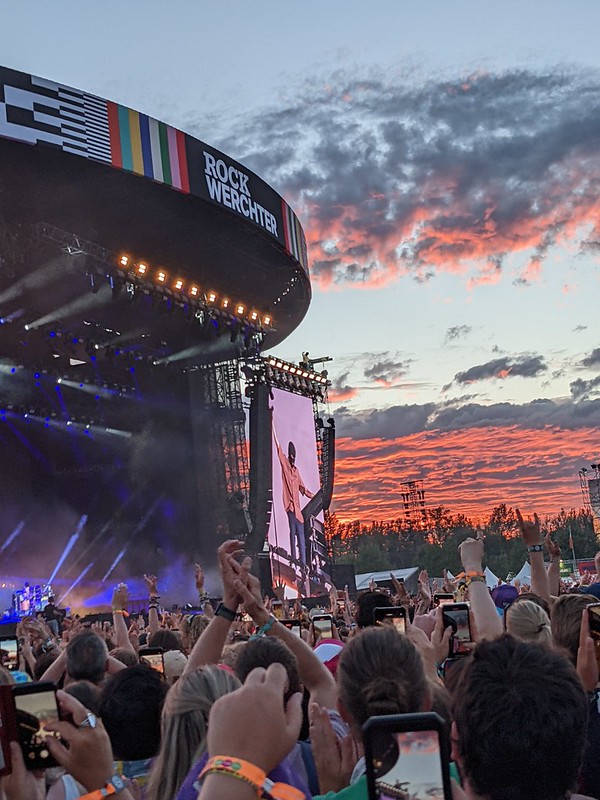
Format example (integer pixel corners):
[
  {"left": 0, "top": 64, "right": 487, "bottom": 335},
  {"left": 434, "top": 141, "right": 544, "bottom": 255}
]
[
  {"left": 588, "top": 604, "right": 600, "bottom": 668},
  {"left": 272, "top": 602, "right": 284, "bottom": 620},
  {"left": 282, "top": 620, "right": 302, "bottom": 637},
  {"left": 364, "top": 714, "right": 452, "bottom": 800},
  {"left": 374, "top": 607, "right": 406, "bottom": 635},
  {"left": 442, "top": 604, "right": 472, "bottom": 656},
  {"left": 433, "top": 594, "right": 455, "bottom": 607},
  {"left": 141, "top": 652, "right": 165, "bottom": 674},
  {"left": 0, "top": 638, "right": 18, "bottom": 671},
  {"left": 312, "top": 616, "right": 334, "bottom": 639},
  {"left": 13, "top": 687, "right": 60, "bottom": 769}
]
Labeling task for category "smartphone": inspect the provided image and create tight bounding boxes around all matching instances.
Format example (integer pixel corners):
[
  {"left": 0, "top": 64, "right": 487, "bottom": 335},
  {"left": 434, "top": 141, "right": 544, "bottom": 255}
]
[
  {"left": 272, "top": 601, "right": 284, "bottom": 620},
  {"left": 587, "top": 603, "right": 600, "bottom": 668},
  {"left": 442, "top": 602, "right": 472, "bottom": 657},
  {"left": 373, "top": 606, "right": 407, "bottom": 635},
  {"left": 363, "top": 712, "right": 453, "bottom": 800},
  {"left": 312, "top": 614, "right": 334, "bottom": 639},
  {"left": 139, "top": 647, "right": 165, "bottom": 675},
  {"left": 433, "top": 593, "right": 455, "bottom": 607},
  {"left": 0, "top": 638, "right": 19, "bottom": 671},
  {"left": 12, "top": 682, "right": 61, "bottom": 770},
  {"left": 281, "top": 619, "right": 302, "bottom": 637}
]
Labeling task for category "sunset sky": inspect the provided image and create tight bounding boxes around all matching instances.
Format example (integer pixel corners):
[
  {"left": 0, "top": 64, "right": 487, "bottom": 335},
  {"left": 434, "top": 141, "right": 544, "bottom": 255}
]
[{"left": 4, "top": 1, "right": 600, "bottom": 522}]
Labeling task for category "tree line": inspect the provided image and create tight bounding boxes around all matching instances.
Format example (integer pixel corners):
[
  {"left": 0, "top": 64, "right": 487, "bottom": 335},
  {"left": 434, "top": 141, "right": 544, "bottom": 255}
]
[{"left": 325, "top": 505, "right": 597, "bottom": 578}]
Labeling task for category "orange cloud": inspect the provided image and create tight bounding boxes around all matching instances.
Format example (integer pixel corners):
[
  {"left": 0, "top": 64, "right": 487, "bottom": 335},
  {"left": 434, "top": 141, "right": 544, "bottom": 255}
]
[{"left": 331, "top": 425, "right": 598, "bottom": 521}]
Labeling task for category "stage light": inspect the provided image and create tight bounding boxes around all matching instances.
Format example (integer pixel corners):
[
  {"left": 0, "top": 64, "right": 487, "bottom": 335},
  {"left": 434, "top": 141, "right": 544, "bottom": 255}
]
[
  {"left": 250, "top": 310, "right": 259, "bottom": 321},
  {"left": 290, "top": 366, "right": 297, "bottom": 374},
  {"left": 222, "top": 298, "right": 230, "bottom": 309},
  {"left": 157, "top": 271, "right": 167, "bottom": 283},
  {"left": 119, "top": 255, "right": 129, "bottom": 268},
  {"left": 174, "top": 279, "right": 184, "bottom": 291},
  {"left": 190, "top": 286, "right": 199, "bottom": 296},
  {"left": 263, "top": 315, "right": 271, "bottom": 326},
  {"left": 137, "top": 263, "right": 148, "bottom": 275},
  {"left": 301, "top": 371, "right": 309, "bottom": 378},
  {"left": 275, "top": 361, "right": 283, "bottom": 368},
  {"left": 236, "top": 303, "right": 245, "bottom": 315},
  {"left": 208, "top": 291, "right": 217, "bottom": 303}
]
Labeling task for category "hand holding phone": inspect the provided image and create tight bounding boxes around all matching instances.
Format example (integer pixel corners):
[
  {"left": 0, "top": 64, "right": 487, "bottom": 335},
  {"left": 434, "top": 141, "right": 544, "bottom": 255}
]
[
  {"left": 0, "top": 637, "right": 19, "bottom": 671},
  {"left": 442, "top": 602, "right": 472, "bottom": 658},
  {"left": 312, "top": 614, "right": 334, "bottom": 640},
  {"left": 281, "top": 619, "right": 302, "bottom": 637},
  {"left": 139, "top": 647, "right": 165, "bottom": 675},
  {"left": 10, "top": 683, "right": 62, "bottom": 770},
  {"left": 363, "top": 712, "right": 453, "bottom": 800},
  {"left": 373, "top": 606, "right": 407, "bottom": 635},
  {"left": 587, "top": 603, "right": 600, "bottom": 669},
  {"left": 272, "top": 601, "right": 284, "bottom": 620}
]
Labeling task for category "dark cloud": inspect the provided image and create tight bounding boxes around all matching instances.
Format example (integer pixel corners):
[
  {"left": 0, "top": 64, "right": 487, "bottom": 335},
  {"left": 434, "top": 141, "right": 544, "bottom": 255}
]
[
  {"left": 454, "top": 355, "right": 547, "bottom": 384},
  {"left": 444, "top": 325, "right": 472, "bottom": 343},
  {"left": 570, "top": 375, "right": 600, "bottom": 401},
  {"left": 197, "top": 68, "right": 600, "bottom": 287},
  {"left": 335, "top": 397, "right": 600, "bottom": 440},
  {"left": 364, "top": 357, "right": 410, "bottom": 386},
  {"left": 328, "top": 371, "right": 358, "bottom": 403},
  {"left": 581, "top": 347, "right": 600, "bottom": 368}
]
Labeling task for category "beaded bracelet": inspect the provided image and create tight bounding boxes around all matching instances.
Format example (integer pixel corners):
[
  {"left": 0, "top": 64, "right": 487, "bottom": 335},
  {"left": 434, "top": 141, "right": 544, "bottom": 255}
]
[{"left": 198, "top": 756, "right": 304, "bottom": 800}]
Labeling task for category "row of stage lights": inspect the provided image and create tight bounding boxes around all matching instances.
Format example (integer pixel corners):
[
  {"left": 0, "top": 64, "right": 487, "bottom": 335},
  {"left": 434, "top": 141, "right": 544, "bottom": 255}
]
[
  {"left": 265, "top": 357, "right": 329, "bottom": 385},
  {"left": 117, "top": 256, "right": 273, "bottom": 328}
]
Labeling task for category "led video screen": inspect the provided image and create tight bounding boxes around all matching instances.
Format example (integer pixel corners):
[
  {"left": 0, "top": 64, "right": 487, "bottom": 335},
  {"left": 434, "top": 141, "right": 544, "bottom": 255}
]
[{"left": 268, "top": 388, "right": 330, "bottom": 595}]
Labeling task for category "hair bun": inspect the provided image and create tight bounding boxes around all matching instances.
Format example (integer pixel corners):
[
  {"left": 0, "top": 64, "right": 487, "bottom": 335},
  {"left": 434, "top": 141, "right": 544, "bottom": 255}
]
[{"left": 364, "top": 677, "right": 406, "bottom": 715}]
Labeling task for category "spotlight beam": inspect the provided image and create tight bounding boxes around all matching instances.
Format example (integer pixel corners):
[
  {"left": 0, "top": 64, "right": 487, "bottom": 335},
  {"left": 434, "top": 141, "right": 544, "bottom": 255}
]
[
  {"left": 0, "top": 520, "right": 25, "bottom": 553},
  {"left": 57, "top": 562, "right": 94, "bottom": 606},
  {"left": 46, "top": 514, "right": 88, "bottom": 585},
  {"left": 101, "top": 546, "right": 128, "bottom": 582}
]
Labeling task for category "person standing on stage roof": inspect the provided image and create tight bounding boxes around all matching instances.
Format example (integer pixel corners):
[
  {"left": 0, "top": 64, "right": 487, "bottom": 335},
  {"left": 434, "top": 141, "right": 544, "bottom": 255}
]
[{"left": 273, "top": 423, "right": 314, "bottom": 573}]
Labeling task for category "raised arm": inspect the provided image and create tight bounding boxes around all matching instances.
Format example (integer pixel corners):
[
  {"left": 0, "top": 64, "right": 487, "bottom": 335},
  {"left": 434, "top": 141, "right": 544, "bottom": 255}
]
[
  {"left": 545, "top": 532, "right": 561, "bottom": 598},
  {"left": 235, "top": 562, "right": 337, "bottom": 709},
  {"left": 112, "top": 583, "right": 136, "bottom": 656},
  {"left": 183, "top": 540, "right": 247, "bottom": 676},
  {"left": 459, "top": 537, "right": 502, "bottom": 641},
  {"left": 516, "top": 509, "right": 550, "bottom": 603},
  {"left": 143, "top": 574, "right": 160, "bottom": 635}
]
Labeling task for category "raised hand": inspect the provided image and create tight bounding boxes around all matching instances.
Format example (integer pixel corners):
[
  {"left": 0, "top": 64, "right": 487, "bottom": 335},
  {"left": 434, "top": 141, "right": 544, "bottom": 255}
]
[
  {"left": 309, "top": 702, "right": 358, "bottom": 793},
  {"left": 206, "top": 663, "right": 302, "bottom": 774},
  {"left": 516, "top": 508, "right": 542, "bottom": 547},
  {"left": 577, "top": 608, "right": 599, "bottom": 692},
  {"left": 194, "top": 563, "right": 205, "bottom": 592},
  {"left": 112, "top": 582, "right": 129, "bottom": 611},
  {"left": 217, "top": 539, "right": 246, "bottom": 610},
  {"left": 545, "top": 532, "right": 561, "bottom": 560},
  {"left": 143, "top": 574, "right": 159, "bottom": 596},
  {"left": 459, "top": 537, "right": 484, "bottom": 573},
  {"left": 418, "top": 569, "right": 431, "bottom": 604}
]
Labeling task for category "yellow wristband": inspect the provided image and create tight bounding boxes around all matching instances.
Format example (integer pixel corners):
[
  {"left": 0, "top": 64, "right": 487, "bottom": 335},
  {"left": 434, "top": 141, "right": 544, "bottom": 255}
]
[{"left": 199, "top": 756, "right": 305, "bottom": 800}]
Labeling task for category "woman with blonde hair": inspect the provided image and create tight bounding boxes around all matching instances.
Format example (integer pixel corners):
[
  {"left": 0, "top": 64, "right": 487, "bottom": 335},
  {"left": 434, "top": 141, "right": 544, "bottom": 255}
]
[
  {"left": 146, "top": 664, "right": 240, "bottom": 800},
  {"left": 505, "top": 598, "right": 552, "bottom": 646}
]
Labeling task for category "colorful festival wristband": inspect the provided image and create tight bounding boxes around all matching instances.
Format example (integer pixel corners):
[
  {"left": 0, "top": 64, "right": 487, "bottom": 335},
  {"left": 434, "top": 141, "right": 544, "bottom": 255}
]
[{"left": 199, "top": 756, "right": 304, "bottom": 800}]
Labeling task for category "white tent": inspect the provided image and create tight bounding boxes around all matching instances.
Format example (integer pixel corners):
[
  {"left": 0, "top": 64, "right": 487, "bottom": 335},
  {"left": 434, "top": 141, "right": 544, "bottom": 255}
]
[
  {"left": 354, "top": 567, "right": 419, "bottom": 593},
  {"left": 514, "top": 561, "right": 531, "bottom": 584}
]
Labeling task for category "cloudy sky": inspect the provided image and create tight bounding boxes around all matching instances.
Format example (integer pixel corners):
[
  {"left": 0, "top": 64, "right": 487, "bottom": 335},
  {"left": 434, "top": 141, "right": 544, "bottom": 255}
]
[{"left": 4, "top": 1, "right": 600, "bottom": 521}]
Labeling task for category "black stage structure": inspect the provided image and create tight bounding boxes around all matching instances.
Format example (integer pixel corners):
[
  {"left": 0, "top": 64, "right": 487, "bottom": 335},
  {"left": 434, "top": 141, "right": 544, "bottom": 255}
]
[{"left": 0, "top": 66, "right": 333, "bottom": 607}]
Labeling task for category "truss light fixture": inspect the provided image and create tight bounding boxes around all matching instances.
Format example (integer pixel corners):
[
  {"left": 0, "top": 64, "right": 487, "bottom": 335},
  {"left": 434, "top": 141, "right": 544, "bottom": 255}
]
[
  {"left": 119, "top": 255, "right": 129, "bottom": 268},
  {"left": 157, "top": 271, "right": 167, "bottom": 283},
  {"left": 189, "top": 285, "right": 199, "bottom": 297},
  {"left": 137, "top": 263, "right": 148, "bottom": 276},
  {"left": 174, "top": 279, "right": 184, "bottom": 291},
  {"left": 236, "top": 303, "right": 245, "bottom": 315},
  {"left": 222, "top": 298, "right": 230, "bottom": 309},
  {"left": 263, "top": 315, "right": 272, "bottom": 326}
]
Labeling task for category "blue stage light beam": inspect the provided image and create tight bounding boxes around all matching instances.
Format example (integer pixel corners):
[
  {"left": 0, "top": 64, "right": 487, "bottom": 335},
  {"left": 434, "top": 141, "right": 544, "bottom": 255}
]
[
  {"left": 46, "top": 514, "right": 87, "bottom": 586},
  {"left": 0, "top": 520, "right": 25, "bottom": 553},
  {"left": 58, "top": 562, "right": 94, "bottom": 606},
  {"left": 101, "top": 547, "right": 128, "bottom": 583}
]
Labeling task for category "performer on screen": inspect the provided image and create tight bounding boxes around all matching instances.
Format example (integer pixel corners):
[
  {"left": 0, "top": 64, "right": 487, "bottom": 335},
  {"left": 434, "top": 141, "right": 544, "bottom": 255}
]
[{"left": 273, "top": 423, "right": 314, "bottom": 571}]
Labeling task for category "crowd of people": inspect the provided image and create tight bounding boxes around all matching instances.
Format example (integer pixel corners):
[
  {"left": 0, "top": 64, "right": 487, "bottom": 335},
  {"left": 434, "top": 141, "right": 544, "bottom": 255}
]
[{"left": 1, "top": 510, "right": 600, "bottom": 800}]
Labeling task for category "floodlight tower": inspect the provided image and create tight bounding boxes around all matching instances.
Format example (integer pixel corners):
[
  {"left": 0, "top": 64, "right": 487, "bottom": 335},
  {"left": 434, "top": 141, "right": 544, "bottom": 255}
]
[{"left": 580, "top": 463, "right": 600, "bottom": 543}]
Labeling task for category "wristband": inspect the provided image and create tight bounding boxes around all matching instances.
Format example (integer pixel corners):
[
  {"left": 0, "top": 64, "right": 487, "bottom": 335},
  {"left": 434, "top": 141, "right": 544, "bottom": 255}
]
[
  {"left": 198, "top": 756, "right": 304, "bottom": 800},
  {"left": 78, "top": 774, "right": 126, "bottom": 799},
  {"left": 149, "top": 594, "right": 160, "bottom": 602},
  {"left": 527, "top": 544, "right": 544, "bottom": 553},
  {"left": 112, "top": 609, "right": 129, "bottom": 617},
  {"left": 250, "top": 615, "right": 276, "bottom": 639},
  {"left": 198, "top": 591, "right": 210, "bottom": 603},
  {"left": 465, "top": 575, "right": 486, "bottom": 587},
  {"left": 215, "top": 602, "right": 236, "bottom": 623}
]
